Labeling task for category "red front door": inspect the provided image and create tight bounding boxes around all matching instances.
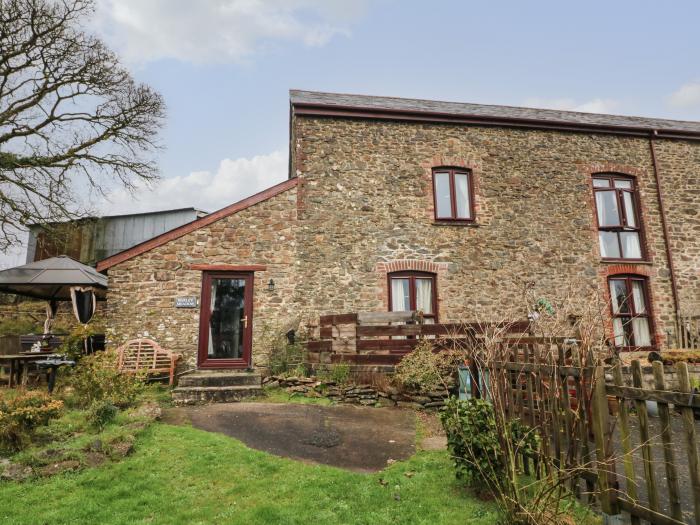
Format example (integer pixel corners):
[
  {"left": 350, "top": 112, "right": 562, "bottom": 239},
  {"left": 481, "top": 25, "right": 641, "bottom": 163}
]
[{"left": 197, "top": 272, "right": 254, "bottom": 369}]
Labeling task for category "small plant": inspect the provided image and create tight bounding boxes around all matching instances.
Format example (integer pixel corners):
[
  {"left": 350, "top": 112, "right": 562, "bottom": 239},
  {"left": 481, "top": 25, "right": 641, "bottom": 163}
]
[
  {"left": 268, "top": 341, "right": 307, "bottom": 375},
  {"left": 86, "top": 399, "right": 118, "bottom": 430},
  {"left": 0, "top": 391, "right": 64, "bottom": 451},
  {"left": 318, "top": 363, "right": 351, "bottom": 384},
  {"left": 63, "top": 350, "right": 144, "bottom": 408}
]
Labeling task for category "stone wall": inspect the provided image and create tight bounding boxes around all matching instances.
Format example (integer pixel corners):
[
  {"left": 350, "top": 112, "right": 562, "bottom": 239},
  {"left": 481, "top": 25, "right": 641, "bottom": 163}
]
[
  {"left": 104, "top": 186, "right": 298, "bottom": 368},
  {"left": 652, "top": 139, "right": 700, "bottom": 317},
  {"left": 292, "top": 116, "right": 700, "bottom": 345},
  {"left": 263, "top": 375, "right": 451, "bottom": 409},
  {"left": 103, "top": 114, "right": 700, "bottom": 370}
]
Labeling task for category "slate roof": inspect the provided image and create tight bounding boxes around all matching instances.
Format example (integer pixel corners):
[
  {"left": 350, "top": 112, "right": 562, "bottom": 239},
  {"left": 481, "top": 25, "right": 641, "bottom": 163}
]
[{"left": 290, "top": 90, "right": 700, "bottom": 137}]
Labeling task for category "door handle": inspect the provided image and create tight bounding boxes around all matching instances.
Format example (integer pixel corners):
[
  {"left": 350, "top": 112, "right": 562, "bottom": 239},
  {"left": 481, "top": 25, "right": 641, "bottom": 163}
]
[{"left": 241, "top": 316, "right": 248, "bottom": 328}]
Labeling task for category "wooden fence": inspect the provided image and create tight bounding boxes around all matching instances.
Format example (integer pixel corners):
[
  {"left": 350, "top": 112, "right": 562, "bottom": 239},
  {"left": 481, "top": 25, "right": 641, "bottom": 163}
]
[
  {"left": 671, "top": 314, "right": 700, "bottom": 350},
  {"left": 305, "top": 311, "right": 531, "bottom": 366},
  {"left": 479, "top": 337, "right": 700, "bottom": 525}
]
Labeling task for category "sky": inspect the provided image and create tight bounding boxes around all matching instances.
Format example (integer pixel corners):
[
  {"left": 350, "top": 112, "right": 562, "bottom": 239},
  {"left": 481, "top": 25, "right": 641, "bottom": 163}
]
[{"left": 4, "top": 0, "right": 700, "bottom": 267}]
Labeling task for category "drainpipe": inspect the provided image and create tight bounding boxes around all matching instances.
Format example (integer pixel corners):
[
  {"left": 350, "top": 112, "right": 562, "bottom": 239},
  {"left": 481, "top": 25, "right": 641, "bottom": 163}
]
[{"left": 648, "top": 131, "right": 680, "bottom": 322}]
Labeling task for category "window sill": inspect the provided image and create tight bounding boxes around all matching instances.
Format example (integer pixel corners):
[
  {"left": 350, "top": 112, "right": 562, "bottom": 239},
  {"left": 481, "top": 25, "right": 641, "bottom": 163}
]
[
  {"left": 432, "top": 221, "right": 479, "bottom": 227},
  {"left": 600, "top": 259, "right": 653, "bottom": 265}
]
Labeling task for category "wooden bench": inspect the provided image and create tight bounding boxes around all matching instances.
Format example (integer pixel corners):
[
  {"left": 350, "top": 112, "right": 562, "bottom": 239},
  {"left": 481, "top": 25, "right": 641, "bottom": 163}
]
[{"left": 116, "top": 338, "right": 181, "bottom": 386}]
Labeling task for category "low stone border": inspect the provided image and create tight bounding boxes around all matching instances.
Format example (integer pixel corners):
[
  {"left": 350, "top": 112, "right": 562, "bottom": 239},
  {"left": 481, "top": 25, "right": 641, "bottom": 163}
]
[{"left": 262, "top": 375, "right": 453, "bottom": 409}]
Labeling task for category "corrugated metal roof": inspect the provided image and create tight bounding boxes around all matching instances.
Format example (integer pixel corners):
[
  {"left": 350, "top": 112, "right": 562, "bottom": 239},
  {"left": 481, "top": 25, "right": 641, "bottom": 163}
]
[{"left": 290, "top": 90, "right": 700, "bottom": 136}]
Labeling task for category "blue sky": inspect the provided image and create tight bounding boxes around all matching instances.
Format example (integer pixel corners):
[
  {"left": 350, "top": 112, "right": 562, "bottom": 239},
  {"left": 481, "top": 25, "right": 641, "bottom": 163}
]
[
  {"left": 116, "top": 0, "right": 700, "bottom": 181},
  {"left": 4, "top": 0, "right": 700, "bottom": 266}
]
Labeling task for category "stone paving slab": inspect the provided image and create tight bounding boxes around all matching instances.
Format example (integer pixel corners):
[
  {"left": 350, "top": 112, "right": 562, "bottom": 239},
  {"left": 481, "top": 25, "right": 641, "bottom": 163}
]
[{"left": 163, "top": 402, "right": 417, "bottom": 473}]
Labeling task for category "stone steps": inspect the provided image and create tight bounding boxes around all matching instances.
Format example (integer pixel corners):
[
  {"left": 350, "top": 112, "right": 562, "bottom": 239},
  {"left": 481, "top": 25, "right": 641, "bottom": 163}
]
[
  {"left": 172, "top": 370, "right": 262, "bottom": 405},
  {"left": 178, "top": 372, "right": 261, "bottom": 388}
]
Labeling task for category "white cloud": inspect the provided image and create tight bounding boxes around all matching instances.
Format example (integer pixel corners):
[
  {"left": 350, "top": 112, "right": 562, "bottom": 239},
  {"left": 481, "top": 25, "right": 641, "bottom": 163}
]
[
  {"left": 522, "top": 97, "right": 619, "bottom": 114},
  {"left": 94, "top": 0, "right": 366, "bottom": 64},
  {"left": 668, "top": 82, "right": 700, "bottom": 109},
  {"left": 97, "top": 150, "right": 288, "bottom": 215}
]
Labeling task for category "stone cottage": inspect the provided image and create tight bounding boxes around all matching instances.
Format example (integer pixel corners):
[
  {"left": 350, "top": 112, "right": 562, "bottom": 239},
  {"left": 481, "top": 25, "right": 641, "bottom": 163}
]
[{"left": 97, "top": 90, "right": 700, "bottom": 383}]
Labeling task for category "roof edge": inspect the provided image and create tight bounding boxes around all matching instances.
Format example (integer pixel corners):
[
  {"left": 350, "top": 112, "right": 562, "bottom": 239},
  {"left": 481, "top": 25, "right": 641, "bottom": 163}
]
[
  {"left": 291, "top": 96, "right": 700, "bottom": 140},
  {"left": 97, "top": 177, "right": 298, "bottom": 272}
]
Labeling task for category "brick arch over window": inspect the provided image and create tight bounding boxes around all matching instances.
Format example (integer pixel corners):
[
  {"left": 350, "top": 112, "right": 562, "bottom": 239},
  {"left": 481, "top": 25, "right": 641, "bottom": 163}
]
[{"left": 376, "top": 260, "right": 448, "bottom": 274}]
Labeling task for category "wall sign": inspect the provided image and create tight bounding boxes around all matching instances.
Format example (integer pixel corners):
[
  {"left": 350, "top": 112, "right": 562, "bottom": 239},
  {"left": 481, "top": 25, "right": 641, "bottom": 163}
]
[{"left": 175, "top": 296, "right": 198, "bottom": 308}]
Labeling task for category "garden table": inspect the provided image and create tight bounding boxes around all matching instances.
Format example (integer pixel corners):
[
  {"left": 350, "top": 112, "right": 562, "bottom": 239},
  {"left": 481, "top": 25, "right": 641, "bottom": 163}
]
[
  {"left": 0, "top": 353, "right": 57, "bottom": 388},
  {"left": 36, "top": 358, "right": 75, "bottom": 393}
]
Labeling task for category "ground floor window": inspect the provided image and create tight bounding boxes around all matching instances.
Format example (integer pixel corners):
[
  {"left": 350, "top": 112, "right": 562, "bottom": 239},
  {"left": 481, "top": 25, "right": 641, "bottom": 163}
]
[
  {"left": 388, "top": 271, "right": 437, "bottom": 323},
  {"left": 608, "top": 275, "right": 653, "bottom": 348}
]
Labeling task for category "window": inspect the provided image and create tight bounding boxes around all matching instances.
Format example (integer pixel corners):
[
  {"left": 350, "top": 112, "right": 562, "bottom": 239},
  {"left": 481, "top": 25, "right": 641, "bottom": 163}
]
[
  {"left": 608, "top": 276, "right": 653, "bottom": 348},
  {"left": 388, "top": 271, "right": 437, "bottom": 323},
  {"left": 592, "top": 174, "right": 644, "bottom": 260},
  {"left": 433, "top": 168, "right": 474, "bottom": 221}
]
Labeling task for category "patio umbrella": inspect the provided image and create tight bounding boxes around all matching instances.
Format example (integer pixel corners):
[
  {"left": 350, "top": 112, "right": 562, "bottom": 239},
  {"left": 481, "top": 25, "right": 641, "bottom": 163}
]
[
  {"left": 0, "top": 255, "right": 107, "bottom": 301},
  {"left": 0, "top": 255, "right": 107, "bottom": 335}
]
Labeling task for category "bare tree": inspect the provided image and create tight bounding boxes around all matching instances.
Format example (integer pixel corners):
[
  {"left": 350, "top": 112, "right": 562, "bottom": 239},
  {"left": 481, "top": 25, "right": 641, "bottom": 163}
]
[{"left": 0, "top": 0, "right": 165, "bottom": 249}]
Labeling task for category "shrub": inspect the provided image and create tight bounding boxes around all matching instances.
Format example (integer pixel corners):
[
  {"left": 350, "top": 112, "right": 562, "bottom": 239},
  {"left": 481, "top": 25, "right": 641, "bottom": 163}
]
[
  {"left": 64, "top": 351, "right": 144, "bottom": 408},
  {"left": 440, "top": 397, "right": 539, "bottom": 495},
  {"left": 394, "top": 340, "right": 461, "bottom": 392},
  {"left": 441, "top": 397, "right": 503, "bottom": 490},
  {"left": 0, "top": 391, "right": 63, "bottom": 451},
  {"left": 0, "top": 318, "right": 41, "bottom": 336},
  {"left": 58, "top": 324, "right": 103, "bottom": 361},
  {"left": 86, "top": 400, "right": 118, "bottom": 430}
]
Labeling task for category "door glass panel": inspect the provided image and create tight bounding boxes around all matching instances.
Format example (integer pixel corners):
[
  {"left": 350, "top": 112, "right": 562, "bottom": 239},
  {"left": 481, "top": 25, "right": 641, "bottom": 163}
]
[
  {"left": 595, "top": 191, "right": 621, "bottom": 226},
  {"left": 434, "top": 172, "right": 452, "bottom": 218},
  {"left": 609, "top": 279, "right": 630, "bottom": 314},
  {"left": 415, "top": 278, "right": 433, "bottom": 314},
  {"left": 599, "top": 231, "right": 620, "bottom": 258},
  {"left": 454, "top": 173, "right": 471, "bottom": 219},
  {"left": 208, "top": 278, "right": 245, "bottom": 359},
  {"left": 391, "top": 278, "right": 410, "bottom": 311},
  {"left": 620, "top": 231, "right": 641, "bottom": 259},
  {"left": 622, "top": 192, "right": 637, "bottom": 228}
]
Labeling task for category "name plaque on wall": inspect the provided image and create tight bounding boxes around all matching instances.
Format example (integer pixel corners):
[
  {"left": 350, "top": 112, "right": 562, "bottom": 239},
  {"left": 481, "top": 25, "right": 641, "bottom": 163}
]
[{"left": 175, "top": 296, "right": 198, "bottom": 308}]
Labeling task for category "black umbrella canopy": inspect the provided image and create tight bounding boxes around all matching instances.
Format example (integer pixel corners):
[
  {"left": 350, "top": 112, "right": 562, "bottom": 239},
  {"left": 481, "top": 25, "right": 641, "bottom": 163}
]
[{"left": 0, "top": 255, "right": 107, "bottom": 301}]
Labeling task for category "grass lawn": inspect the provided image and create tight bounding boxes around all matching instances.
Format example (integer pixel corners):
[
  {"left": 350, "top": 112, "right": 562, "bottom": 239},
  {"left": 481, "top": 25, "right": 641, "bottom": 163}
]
[{"left": 1, "top": 422, "right": 501, "bottom": 525}]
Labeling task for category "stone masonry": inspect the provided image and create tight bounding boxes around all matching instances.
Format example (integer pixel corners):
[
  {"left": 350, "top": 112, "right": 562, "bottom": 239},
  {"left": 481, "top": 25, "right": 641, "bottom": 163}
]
[
  {"left": 104, "top": 186, "right": 298, "bottom": 368},
  {"left": 101, "top": 93, "right": 700, "bottom": 370}
]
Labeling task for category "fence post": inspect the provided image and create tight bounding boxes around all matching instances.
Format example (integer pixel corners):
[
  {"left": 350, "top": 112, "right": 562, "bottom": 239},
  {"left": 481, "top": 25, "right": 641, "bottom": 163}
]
[
  {"left": 590, "top": 364, "right": 619, "bottom": 515},
  {"left": 677, "top": 361, "right": 700, "bottom": 525},
  {"left": 611, "top": 363, "right": 640, "bottom": 525},
  {"left": 652, "top": 361, "right": 683, "bottom": 521}
]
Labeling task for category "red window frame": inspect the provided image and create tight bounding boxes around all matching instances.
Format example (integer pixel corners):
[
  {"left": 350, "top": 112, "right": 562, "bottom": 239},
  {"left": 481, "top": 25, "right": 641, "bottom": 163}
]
[
  {"left": 607, "top": 275, "right": 654, "bottom": 350},
  {"left": 387, "top": 271, "right": 438, "bottom": 322},
  {"left": 432, "top": 168, "right": 475, "bottom": 222},
  {"left": 592, "top": 173, "right": 646, "bottom": 261}
]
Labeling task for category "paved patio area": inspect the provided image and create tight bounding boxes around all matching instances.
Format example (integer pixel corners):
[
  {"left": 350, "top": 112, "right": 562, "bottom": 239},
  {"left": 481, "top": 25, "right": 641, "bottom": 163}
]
[{"left": 163, "top": 402, "right": 418, "bottom": 472}]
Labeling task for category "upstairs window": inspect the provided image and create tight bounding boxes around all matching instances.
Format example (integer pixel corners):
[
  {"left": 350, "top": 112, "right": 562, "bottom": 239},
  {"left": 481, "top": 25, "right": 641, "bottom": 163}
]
[
  {"left": 592, "top": 174, "right": 644, "bottom": 260},
  {"left": 433, "top": 168, "right": 474, "bottom": 221},
  {"left": 608, "top": 275, "right": 653, "bottom": 348}
]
